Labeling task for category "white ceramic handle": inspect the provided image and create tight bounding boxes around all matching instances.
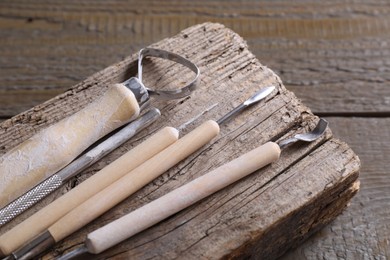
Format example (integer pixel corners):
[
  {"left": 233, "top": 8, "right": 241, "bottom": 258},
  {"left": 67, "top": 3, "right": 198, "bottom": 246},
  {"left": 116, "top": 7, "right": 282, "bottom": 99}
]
[
  {"left": 48, "top": 120, "right": 220, "bottom": 242},
  {"left": 85, "top": 141, "right": 281, "bottom": 254},
  {"left": 0, "top": 84, "right": 140, "bottom": 208},
  {"left": 0, "top": 127, "right": 178, "bottom": 256}
]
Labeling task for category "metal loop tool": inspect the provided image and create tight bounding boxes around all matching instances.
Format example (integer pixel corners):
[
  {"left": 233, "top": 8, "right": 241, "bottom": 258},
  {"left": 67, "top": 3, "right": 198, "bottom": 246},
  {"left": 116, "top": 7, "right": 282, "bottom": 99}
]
[
  {"left": 123, "top": 48, "right": 200, "bottom": 109},
  {"left": 0, "top": 48, "right": 200, "bottom": 227}
]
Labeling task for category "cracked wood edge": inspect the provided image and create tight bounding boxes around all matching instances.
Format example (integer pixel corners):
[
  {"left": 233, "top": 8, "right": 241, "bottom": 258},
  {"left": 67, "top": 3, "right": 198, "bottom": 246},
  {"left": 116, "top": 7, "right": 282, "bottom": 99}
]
[
  {"left": 226, "top": 139, "right": 360, "bottom": 259},
  {"left": 282, "top": 117, "right": 390, "bottom": 260}
]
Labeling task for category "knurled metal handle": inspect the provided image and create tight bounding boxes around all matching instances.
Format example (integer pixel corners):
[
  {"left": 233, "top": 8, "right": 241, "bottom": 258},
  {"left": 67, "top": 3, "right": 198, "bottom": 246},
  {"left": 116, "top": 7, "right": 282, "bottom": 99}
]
[
  {"left": 0, "top": 108, "right": 161, "bottom": 227},
  {"left": 0, "top": 174, "right": 63, "bottom": 226}
]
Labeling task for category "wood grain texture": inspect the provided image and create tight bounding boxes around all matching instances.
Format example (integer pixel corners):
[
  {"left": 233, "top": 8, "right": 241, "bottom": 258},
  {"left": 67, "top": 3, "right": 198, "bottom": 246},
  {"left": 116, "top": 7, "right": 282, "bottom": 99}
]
[
  {"left": 0, "top": 0, "right": 389, "bottom": 116},
  {"left": 0, "top": 0, "right": 387, "bottom": 258},
  {"left": 0, "top": 23, "right": 360, "bottom": 259},
  {"left": 282, "top": 117, "right": 390, "bottom": 259}
]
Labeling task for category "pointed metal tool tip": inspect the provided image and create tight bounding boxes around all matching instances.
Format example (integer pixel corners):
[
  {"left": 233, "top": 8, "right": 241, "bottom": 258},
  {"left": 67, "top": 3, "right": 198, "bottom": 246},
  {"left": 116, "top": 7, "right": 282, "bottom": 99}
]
[
  {"left": 216, "top": 85, "right": 276, "bottom": 125},
  {"left": 243, "top": 86, "right": 276, "bottom": 106}
]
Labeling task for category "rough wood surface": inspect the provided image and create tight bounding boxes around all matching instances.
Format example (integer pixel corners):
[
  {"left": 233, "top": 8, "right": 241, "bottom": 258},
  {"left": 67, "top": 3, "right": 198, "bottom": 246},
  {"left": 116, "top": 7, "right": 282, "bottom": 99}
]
[
  {"left": 1, "top": 0, "right": 388, "bottom": 258},
  {"left": 0, "top": 23, "right": 360, "bottom": 259},
  {"left": 0, "top": 1, "right": 389, "bottom": 117},
  {"left": 282, "top": 117, "right": 390, "bottom": 259}
]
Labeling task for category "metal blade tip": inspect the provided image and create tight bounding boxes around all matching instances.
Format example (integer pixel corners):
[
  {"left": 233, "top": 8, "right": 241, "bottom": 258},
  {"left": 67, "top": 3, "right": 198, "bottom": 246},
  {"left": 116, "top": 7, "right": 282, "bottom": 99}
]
[
  {"left": 315, "top": 118, "right": 329, "bottom": 134},
  {"left": 244, "top": 86, "right": 276, "bottom": 106}
]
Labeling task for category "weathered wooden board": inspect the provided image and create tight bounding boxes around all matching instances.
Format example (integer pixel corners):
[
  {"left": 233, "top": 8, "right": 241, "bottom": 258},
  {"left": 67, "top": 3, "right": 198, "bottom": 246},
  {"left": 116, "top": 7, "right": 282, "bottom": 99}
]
[
  {"left": 282, "top": 117, "right": 390, "bottom": 260},
  {"left": 0, "top": 0, "right": 389, "bottom": 117},
  {"left": 0, "top": 23, "right": 360, "bottom": 259},
  {"left": 1, "top": 1, "right": 389, "bottom": 258}
]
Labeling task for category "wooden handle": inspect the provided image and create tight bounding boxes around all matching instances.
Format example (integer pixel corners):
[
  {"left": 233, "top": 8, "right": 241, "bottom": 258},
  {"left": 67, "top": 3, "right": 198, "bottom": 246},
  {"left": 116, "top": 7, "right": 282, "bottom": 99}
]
[
  {"left": 85, "top": 141, "right": 281, "bottom": 254},
  {"left": 0, "top": 83, "right": 140, "bottom": 208},
  {"left": 48, "top": 120, "right": 220, "bottom": 242},
  {"left": 0, "top": 127, "right": 178, "bottom": 256},
  {"left": 0, "top": 109, "right": 160, "bottom": 227}
]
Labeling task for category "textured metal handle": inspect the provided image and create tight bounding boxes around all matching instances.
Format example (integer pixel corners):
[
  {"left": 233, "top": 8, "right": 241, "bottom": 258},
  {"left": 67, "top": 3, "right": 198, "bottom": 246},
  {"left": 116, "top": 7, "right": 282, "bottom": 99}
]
[
  {"left": 0, "top": 84, "right": 140, "bottom": 210},
  {"left": 0, "top": 175, "right": 63, "bottom": 226},
  {"left": 0, "top": 108, "right": 161, "bottom": 227}
]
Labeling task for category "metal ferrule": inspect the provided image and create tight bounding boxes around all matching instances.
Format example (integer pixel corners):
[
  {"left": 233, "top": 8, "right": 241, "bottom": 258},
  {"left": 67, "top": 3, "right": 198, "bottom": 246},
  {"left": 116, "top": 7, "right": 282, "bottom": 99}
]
[
  {"left": 11, "top": 231, "right": 55, "bottom": 260},
  {"left": 122, "top": 77, "right": 150, "bottom": 110},
  {"left": 123, "top": 48, "right": 200, "bottom": 109}
]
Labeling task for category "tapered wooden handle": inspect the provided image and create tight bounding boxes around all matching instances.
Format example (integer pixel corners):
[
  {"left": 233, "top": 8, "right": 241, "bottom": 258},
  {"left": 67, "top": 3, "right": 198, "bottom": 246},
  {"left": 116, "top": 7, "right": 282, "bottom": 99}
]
[
  {"left": 0, "top": 84, "right": 140, "bottom": 208},
  {"left": 0, "top": 127, "right": 178, "bottom": 256},
  {"left": 85, "top": 142, "right": 281, "bottom": 254},
  {"left": 48, "top": 120, "right": 220, "bottom": 242}
]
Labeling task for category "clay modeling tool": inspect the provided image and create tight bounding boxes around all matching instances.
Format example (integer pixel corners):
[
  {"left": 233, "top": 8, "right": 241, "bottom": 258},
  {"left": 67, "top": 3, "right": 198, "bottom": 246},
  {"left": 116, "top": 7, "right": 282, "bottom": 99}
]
[
  {"left": 0, "top": 48, "right": 200, "bottom": 226},
  {"left": 1, "top": 86, "right": 275, "bottom": 260},
  {"left": 0, "top": 124, "right": 180, "bottom": 259},
  {"left": 0, "top": 109, "right": 159, "bottom": 226},
  {"left": 58, "top": 119, "right": 328, "bottom": 260}
]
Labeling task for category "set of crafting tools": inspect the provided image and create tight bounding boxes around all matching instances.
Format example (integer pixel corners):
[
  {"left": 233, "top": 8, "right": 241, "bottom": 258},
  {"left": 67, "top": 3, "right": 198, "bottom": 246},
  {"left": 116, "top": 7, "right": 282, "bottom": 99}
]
[{"left": 0, "top": 48, "right": 328, "bottom": 260}]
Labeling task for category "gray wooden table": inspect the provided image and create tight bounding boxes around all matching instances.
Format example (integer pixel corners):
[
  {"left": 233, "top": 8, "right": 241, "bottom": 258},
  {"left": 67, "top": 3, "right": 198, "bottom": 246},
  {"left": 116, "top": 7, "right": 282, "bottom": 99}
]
[{"left": 0, "top": 1, "right": 388, "bottom": 259}]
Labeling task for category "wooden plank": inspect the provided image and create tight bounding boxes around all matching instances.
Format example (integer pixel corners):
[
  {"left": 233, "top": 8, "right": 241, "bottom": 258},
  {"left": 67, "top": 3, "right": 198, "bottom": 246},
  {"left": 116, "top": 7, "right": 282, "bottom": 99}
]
[
  {"left": 253, "top": 39, "right": 390, "bottom": 115},
  {"left": 1, "top": 0, "right": 386, "bottom": 257},
  {"left": 0, "top": 44, "right": 144, "bottom": 116},
  {"left": 0, "top": 89, "right": 65, "bottom": 118},
  {"left": 0, "top": 23, "right": 360, "bottom": 260},
  {"left": 0, "top": 1, "right": 389, "bottom": 117},
  {"left": 0, "top": 1, "right": 389, "bottom": 21},
  {"left": 282, "top": 117, "right": 390, "bottom": 259}
]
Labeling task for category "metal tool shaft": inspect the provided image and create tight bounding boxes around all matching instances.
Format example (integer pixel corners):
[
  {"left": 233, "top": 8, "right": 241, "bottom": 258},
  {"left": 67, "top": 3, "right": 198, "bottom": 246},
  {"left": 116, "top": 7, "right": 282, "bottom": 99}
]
[
  {"left": 56, "top": 246, "right": 88, "bottom": 260},
  {"left": 0, "top": 48, "right": 200, "bottom": 227},
  {"left": 0, "top": 108, "right": 161, "bottom": 226},
  {"left": 7, "top": 86, "right": 276, "bottom": 260},
  {"left": 216, "top": 86, "right": 275, "bottom": 125}
]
